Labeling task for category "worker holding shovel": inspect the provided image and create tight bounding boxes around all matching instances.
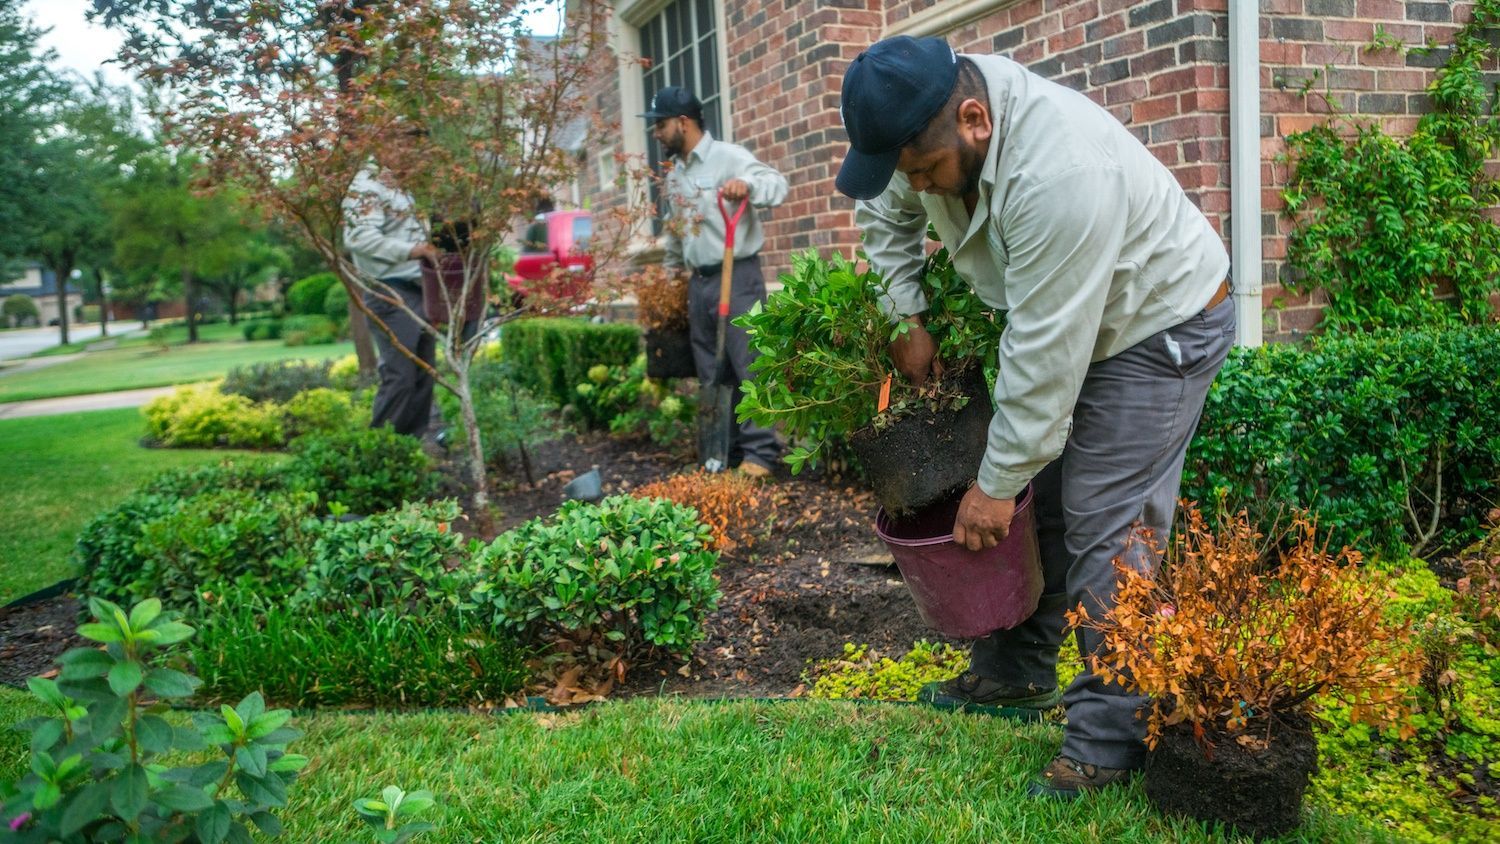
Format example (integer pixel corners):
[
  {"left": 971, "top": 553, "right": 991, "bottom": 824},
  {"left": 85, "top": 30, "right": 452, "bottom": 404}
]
[
  {"left": 837, "top": 37, "right": 1235, "bottom": 800},
  {"left": 643, "top": 86, "right": 787, "bottom": 476}
]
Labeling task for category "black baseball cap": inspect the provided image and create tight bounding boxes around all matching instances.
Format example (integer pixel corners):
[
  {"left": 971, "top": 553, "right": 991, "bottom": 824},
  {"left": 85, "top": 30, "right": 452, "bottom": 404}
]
[
  {"left": 837, "top": 36, "right": 960, "bottom": 200},
  {"left": 639, "top": 86, "right": 703, "bottom": 122}
]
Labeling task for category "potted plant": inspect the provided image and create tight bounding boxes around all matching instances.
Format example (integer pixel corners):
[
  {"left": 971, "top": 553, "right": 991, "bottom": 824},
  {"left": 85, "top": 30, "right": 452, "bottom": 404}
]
[
  {"left": 1069, "top": 509, "right": 1423, "bottom": 840},
  {"left": 635, "top": 265, "right": 695, "bottom": 379},
  {"left": 737, "top": 245, "right": 1002, "bottom": 514}
]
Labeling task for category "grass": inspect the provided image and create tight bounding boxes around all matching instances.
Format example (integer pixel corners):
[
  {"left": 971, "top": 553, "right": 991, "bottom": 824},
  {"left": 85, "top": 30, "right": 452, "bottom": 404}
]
[
  {"left": 0, "top": 328, "right": 350, "bottom": 402},
  {"left": 0, "top": 408, "right": 266, "bottom": 603},
  {"left": 0, "top": 689, "right": 1395, "bottom": 843}
]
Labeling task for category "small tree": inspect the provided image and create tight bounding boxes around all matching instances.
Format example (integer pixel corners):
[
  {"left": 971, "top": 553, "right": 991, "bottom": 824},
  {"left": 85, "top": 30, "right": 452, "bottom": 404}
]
[
  {"left": 3, "top": 293, "right": 37, "bottom": 327},
  {"left": 98, "top": 0, "right": 649, "bottom": 510}
]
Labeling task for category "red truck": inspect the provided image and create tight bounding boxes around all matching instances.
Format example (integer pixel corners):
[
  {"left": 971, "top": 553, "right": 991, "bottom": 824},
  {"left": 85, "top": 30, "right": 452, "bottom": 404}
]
[{"left": 507, "top": 210, "right": 593, "bottom": 306}]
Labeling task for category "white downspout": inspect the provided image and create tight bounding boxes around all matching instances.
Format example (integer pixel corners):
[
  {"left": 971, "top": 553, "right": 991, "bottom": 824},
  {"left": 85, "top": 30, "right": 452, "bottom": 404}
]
[{"left": 1228, "top": 0, "right": 1263, "bottom": 346}]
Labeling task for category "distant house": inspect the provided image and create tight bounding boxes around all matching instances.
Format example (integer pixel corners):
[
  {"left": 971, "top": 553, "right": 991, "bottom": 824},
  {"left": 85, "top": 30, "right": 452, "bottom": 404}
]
[
  {"left": 577, "top": 0, "right": 1492, "bottom": 344},
  {"left": 0, "top": 263, "right": 82, "bottom": 326}
]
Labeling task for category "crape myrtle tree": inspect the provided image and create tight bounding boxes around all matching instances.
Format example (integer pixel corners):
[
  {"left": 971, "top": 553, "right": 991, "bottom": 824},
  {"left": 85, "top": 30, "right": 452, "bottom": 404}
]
[{"left": 92, "top": 0, "right": 649, "bottom": 510}]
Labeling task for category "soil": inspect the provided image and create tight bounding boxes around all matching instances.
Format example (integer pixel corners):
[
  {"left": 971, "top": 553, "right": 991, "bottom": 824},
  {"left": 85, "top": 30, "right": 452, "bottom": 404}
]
[
  {"left": 1144, "top": 716, "right": 1319, "bottom": 841},
  {"left": 0, "top": 431, "right": 955, "bottom": 699}
]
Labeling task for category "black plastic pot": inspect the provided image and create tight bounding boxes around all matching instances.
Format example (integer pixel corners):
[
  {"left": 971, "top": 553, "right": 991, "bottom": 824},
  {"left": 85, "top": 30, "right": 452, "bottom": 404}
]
[
  {"left": 644, "top": 327, "right": 696, "bottom": 379},
  {"left": 847, "top": 365, "right": 992, "bottom": 517},
  {"left": 1144, "top": 716, "right": 1318, "bottom": 841}
]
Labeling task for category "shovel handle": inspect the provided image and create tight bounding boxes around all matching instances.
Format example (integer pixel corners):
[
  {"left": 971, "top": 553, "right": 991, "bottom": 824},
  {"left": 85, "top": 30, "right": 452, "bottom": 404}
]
[{"left": 716, "top": 190, "right": 748, "bottom": 318}]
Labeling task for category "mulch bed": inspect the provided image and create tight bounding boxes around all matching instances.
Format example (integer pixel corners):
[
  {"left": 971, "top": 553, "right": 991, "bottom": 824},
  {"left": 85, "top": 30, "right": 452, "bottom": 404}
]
[{"left": 0, "top": 431, "right": 951, "bottom": 698}]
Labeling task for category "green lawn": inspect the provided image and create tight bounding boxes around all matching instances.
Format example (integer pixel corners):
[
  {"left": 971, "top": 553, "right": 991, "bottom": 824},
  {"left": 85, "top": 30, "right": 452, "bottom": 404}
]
[
  {"left": 0, "top": 408, "right": 264, "bottom": 603},
  {"left": 0, "top": 332, "right": 350, "bottom": 402},
  {"left": 0, "top": 690, "right": 1392, "bottom": 843}
]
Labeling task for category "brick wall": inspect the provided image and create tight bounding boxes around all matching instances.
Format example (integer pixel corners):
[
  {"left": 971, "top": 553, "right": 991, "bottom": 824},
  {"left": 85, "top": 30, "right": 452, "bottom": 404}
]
[{"left": 586, "top": 0, "right": 1493, "bottom": 342}]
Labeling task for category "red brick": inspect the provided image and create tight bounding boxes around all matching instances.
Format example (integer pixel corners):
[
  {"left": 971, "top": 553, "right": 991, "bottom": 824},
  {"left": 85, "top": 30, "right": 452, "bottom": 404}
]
[
  {"left": 1150, "top": 67, "right": 1199, "bottom": 96},
  {"left": 1104, "top": 78, "right": 1150, "bottom": 104},
  {"left": 1063, "top": 1, "right": 1100, "bottom": 28},
  {"left": 1260, "top": 41, "right": 1302, "bottom": 65},
  {"left": 1357, "top": 0, "right": 1404, "bottom": 17},
  {"left": 1323, "top": 19, "right": 1375, "bottom": 41},
  {"left": 1303, "top": 43, "right": 1359, "bottom": 65},
  {"left": 1048, "top": 27, "right": 1086, "bottom": 53},
  {"left": 1181, "top": 89, "right": 1230, "bottom": 113},
  {"left": 1132, "top": 94, "right": 1181, "bottom": 123}
]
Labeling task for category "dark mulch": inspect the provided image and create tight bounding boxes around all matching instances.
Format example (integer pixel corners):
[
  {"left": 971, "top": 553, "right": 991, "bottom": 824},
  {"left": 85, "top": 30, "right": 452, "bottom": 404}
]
[{"left": 0, "top": 431, "right": 950, "bottom": 699}]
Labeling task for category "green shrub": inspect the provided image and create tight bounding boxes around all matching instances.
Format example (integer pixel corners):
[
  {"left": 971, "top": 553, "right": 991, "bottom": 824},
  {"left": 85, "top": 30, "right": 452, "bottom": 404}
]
[
  {"left": 1184, "top": 326, "right": 1500, "bottom": 558},
  {"left": 322, "top": 280, "right": 350, "bottom": 322},
  {"left": 286, "top": 272, "right": 339, "bottom": 316},
  {"left": 221, "top": 359, "right": 334, "bottom": 403},
  {"left": 499, "top": 317, "right": 640, "bottom": 408},
  {"left": 3, "top": 293, "right": 39, "bottom": 327},
  {"left": 804, "top": 641, "right": 968, "bottom": 701},
  {"left": 607, "top": 361, "right": 697, "bottom": 448},
  {"left": 282, "top": 314, "right": 339, "bottom": 346},
  {"left": 130, "top": 489, "right": 320, "bottom": 611},
  {"left": 142, "top": 385, "right": 284, "bottom": 449},
  {"left": 76, "top": 304, "right": 101, "bottom": 323},
  {"left": 281, "top": 387, "right": 365, "bottom": 439},
  {"left": 437, "top": 358, "right": 559, "bottom": 470},
  {"left": 329, "top": 353, "right": 362, "bottom": 389},
  {"left": 287, "top": 427, "right": 435, "bottom": 514},
  {"left": 242, "top": 318, "right": 283, "bottom": 341},
  {"left": 571, "top": 358, "right": 640, "bottom": 430},
  {"left": 471, "top": 495, "right": 720, "bottom": 657},
  {"left": 1, "top": 598, "right": 306, "bottom": 842},
  {"left": 298, "top": 500, "right": 467, "bottom": 615},
  {"left": 193, "top": 593, "right": 526, "bottom": 708}
]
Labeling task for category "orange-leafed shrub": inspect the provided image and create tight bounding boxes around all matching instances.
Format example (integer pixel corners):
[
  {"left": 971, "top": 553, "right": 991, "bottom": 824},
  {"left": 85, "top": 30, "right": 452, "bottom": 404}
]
[
  {"left": 1457, "top": 553, "right": 1500, "bottom": 647},
  {"left": 633, "top": 470, "right": 775, "bottom": 551},
  {"left": 1068, "top": 509, "right": 1423, "bottom": 748},
  {"left": 634, "top": 265, "right": 689, "bottom": 333}
]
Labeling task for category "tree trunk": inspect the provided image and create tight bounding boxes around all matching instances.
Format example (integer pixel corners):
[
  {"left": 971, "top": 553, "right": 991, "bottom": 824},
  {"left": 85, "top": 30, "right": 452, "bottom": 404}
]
[
  {"left": 228, "top": 287, "right": 239, "bottom": 325},
  {"left": 93, "top": 267, "right": 109, "bottom": 338},
  {"left": 54, "top": 260, "right": 72, "bottom": 347},
  {"left": 182, "top": 266, "right": 199, "bottom": 344},
  {"left": 347, "top": 294, "right": 376, "bottom": 376},
  {"left": 456, "top": 363, "right": 489, "bottom": 514}
]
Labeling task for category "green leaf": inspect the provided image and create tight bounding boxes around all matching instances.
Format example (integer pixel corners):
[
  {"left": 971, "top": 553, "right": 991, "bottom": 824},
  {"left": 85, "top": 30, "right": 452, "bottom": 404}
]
[
  {"left": 236, "top": 745, "right": 267, "bottom": 778},
  {"left": 144, "top": 668, "right": 200, "bottom": 699},
  {"left": 136, "top": 714, "right": 175, "bottom": 754},
  {"left": 26, "top": 677, "right": 67, "bottom": 709},
  {"left": 246, "top": 709, "right": 292, "bottom": 740},
  {"left": 153, "top": 784, "right": 214, "bottom": 813},
  {"left": 195, "top": 801, "right": 232, "bottom": 844},
  {"left": 34, "top": 781, "right": 62, "bottom": 810},
  {"left": 60, "top": 781, "right": 111, "bottom": 836},
  {"left": 107, "top": 660, "right": 144, "bottom": 696},
  {"left": 127, "top": 599, "right": 162, "bottom": 631},
  {"left": 149, "top": 621, "right": 195, "bottom": 646},
  {"left": 220, "top": 704, "right": 245, "bottom": 737},
  {"left": 58, "top": 647, "right": 114, "bottom": 680},
  {"left": 78, "top": 622, "right": 123, "bottom": 644},
  {"left": 110, "top": 763, "right": 149, "bottom": 821}
]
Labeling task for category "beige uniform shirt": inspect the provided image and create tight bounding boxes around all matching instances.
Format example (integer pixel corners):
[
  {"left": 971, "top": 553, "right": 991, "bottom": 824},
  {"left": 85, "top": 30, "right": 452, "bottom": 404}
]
[
  {"left": 662, "top": 133, "right": 788, "bottom": 270},
  {"left": 343, "top": 167, "right": 426, "bottom": 282},
  {"left": 855, "top": 54, "right": 1230, "bottom": 501}
]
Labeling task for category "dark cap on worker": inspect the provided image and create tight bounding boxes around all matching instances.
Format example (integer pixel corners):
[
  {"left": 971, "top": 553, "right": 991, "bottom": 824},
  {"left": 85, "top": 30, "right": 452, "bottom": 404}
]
[
  {"left": 639, "top": 86, "right": 703, "bottom": 122},
  {"left": 836, "top": 36, "right": 960, "bottom": 200}
]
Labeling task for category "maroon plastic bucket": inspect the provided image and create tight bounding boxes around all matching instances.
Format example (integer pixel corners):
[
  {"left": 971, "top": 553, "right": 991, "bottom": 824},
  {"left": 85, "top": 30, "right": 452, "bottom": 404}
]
[
  {"left": 875, "top": 484, "right": 1043, "bottom": 638},
  {"left": 420, "top": 253, "right": 488, "bottom": 325}
]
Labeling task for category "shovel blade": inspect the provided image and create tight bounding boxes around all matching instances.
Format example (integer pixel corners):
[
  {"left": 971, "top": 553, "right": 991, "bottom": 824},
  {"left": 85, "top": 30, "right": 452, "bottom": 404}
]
[{"left": 696, "top": 382, "right": 735, "bottom": 472}]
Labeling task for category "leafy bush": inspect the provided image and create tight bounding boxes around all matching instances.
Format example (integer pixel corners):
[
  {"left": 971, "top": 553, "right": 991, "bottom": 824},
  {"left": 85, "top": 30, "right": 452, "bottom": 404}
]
[
  {"left": 286, "top": 427, "right": 435, "bottom": 514},
  {"left": 1185, "top": 326, "right": 1500, "bottom": 558},
  {"left": 354, "top": 785, "right": 438, "bottom": 844},
  {"left": 282, "top": 314, "right": 339, "bottom": 346},
  {"left": 499, "top": 317, "right": 640, "bottom": 408},
  {"left": 76, "top": 304, "right": 101, "bottom": 323},
  {"left": 633, "top": 469, "right": 777, "bottom": 552},
  {"left": 1069, "top": 509, "right": 1423, "bottom": 748},
  {"left": 74, "top": 461, "right": 291, "bottom": 605},
  {"left": 471, "top": 495, "right": 720, "bottom": 658},
  {"left": 221, "top": 359, "right": 334, "bottom": 403},
  {"left": 1, "top": 598, "right": 306, "bottom": 843},
  {"left": 436, "top": 358, "right": 559, "bottom": 470},
  {"left": 633, "top": 265, "right": 688, "bottom": 333},
  {"left": 298, "top": 500, "right": 467, "bottom": 614},
  {"left": 142, "top": 385, "right": 284, "bottom": 449},
  {"left": 241, "top": 319, "right": 283, "bottom": 341},
  {"left": 285, "top": 272, "right": 338, "bottom": 316},
  {"left": 571, "top": 358, "right": 640, "bottom": 430},
  {"left": 281, "top": 387, "right": 365, "bottom": 439},
  {"left": 609, "top": 373, "right": 697, "bottom": 449},
  {"left": 329, "top": 353, "right": 362, "bottom": 389},
  {"left": 193, "top": 592, "right": 526, "bottom": 709},
  {"left": 3, "top": 293, "right": 39, "bottom": 328},
  {"left": 803, "top": 641, "right": 968, "bottom": 701},
  {"left": 130, "top": 489, "right": 320, "bottom": 611},
  {"left": 738, "top": 247, "right": 1002, "bottom": 473},
  {"left": 322, "top": 280, "right": 350, "bottom": 322}
]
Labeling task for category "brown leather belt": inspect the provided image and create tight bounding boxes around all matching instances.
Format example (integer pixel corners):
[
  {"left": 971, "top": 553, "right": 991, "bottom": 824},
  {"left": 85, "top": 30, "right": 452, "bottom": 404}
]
[{"left": 1204, "top": 279, "right": 1230, "bottom": 312}]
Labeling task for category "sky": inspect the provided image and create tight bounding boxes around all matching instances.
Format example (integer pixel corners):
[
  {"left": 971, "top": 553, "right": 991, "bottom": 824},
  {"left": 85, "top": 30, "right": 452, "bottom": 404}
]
[{"left": 21, "top": 0, "right": 565, "bottom": 90}]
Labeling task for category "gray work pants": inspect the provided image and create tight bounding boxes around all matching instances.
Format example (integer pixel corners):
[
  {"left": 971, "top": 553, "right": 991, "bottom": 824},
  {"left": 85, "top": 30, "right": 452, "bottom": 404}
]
[
  {"left": 365, "top": 281, "right": 436, "bottom": 438},
  {"left": 969, "top": 296, "right": 1236, "bottom": 769},
  {"left": 688, "top": 255, "right": 781, "bottom": 470}
]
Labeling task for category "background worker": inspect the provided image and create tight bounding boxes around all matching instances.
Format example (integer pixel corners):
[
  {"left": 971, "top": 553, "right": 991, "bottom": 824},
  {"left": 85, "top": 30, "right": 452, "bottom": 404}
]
[
  {"left": 643, "top": 86, "right": 788, "bottom": 476},
  {"left": 837, "top": 35, "right": 1235, "bottom": 799}
]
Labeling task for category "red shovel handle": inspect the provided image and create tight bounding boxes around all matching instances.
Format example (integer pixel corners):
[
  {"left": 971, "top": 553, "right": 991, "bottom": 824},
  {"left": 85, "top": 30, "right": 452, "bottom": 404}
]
[
  {"left": 715, "top": 190, "right": 749, "bottom": 318},
  {"left": 717, "top": 190, "right": 749, "bottom": 251}
]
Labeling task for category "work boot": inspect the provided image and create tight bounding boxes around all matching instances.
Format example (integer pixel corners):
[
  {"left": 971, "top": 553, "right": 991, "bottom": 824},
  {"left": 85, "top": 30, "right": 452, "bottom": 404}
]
[
  {"left": 1026, "top": 754, "right": 1135, "bottom": 800},
  {"left": 916, "top": 672, "right": 1062, "bottom": 718}
]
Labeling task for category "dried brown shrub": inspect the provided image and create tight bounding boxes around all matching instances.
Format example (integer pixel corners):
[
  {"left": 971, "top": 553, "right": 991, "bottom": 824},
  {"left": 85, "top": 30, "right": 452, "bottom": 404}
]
[
  {"left": 633, "top": 265, "right": 689, "bottom": 333},
  {"left": 1068, "top": 508, "right": 1423, "bottom": 748},
  {"left": 633, "top": 470, "right": 777, "bottom": 551}
]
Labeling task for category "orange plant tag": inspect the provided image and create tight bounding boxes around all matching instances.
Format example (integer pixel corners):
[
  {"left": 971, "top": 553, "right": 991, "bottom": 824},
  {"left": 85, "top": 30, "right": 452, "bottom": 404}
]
[{"left": 877, "top": 374, "right": 892, "bottom": 413}]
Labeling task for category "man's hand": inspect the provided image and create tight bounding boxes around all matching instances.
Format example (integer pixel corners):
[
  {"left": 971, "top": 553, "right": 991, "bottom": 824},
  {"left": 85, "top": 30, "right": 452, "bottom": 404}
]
[
  {"left": 889, "top": 317, "right": 944, "bottom": 387},
  {"left": 409, "top": 242, "right": 441, "bottom": 263},
  {"left": 953, "top": 485, "right": 1015, "bottom": 551},
  {"left": 719, "top": 178, "right": 751, "bottom": 202}
]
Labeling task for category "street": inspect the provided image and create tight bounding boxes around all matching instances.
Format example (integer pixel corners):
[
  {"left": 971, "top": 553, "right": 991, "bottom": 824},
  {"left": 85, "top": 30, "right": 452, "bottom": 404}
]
[{"left": 0, "top": 323, "right": 110, "bottom": 362}]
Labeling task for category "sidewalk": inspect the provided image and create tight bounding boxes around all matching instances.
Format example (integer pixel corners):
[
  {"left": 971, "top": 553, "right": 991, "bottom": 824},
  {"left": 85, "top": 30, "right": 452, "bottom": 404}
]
[{"left": 0, "top": 385, "right": 182, "bottom": 420}]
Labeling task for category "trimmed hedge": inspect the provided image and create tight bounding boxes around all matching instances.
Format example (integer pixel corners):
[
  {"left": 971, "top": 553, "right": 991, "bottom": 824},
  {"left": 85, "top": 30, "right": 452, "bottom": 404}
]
[
  {"left": 1185, "top": 326, "right": 1500, "bottom": 559},
  {"left": 500, "top": 317, "right": 641, "bottom": 408},
  {"left": 286, "top": 272, "right": 339, "bottom": 316}
]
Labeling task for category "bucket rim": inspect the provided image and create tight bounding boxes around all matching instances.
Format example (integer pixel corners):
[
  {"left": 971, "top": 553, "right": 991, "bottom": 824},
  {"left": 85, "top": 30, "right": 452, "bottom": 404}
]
[{"left": 874, "top": 483, "right": 1034, "bottom": 548}]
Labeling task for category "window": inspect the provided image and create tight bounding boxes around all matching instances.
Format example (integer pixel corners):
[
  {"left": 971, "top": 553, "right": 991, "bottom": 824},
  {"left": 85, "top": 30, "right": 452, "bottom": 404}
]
[
  {"left": 571, "top": 215, "right": 592, "bottom": 253},
  {"left": 639, "top": 0, "right": 721, "bottom": 229}
]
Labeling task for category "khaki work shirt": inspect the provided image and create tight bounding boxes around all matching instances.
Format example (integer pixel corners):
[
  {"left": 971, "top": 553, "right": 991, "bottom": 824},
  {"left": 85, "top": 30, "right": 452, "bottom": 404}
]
[
  {"left": 855, "top": 54, "right": 1231, "bottom": 501},
  {"left": 662, "top": 133, "right": 788, "bottom": 270}
]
